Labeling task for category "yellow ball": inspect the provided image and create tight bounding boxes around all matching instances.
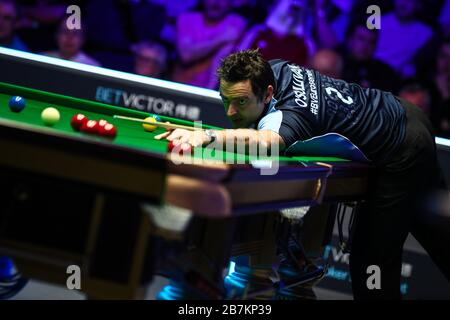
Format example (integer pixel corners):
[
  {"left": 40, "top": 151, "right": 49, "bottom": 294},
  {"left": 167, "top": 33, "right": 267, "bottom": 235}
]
[
  {"left": 142, "top": 116, "right": 157, "bottom": 132},
  {"left": 41, "top": 107, "right": 60, "bottom": 126}
]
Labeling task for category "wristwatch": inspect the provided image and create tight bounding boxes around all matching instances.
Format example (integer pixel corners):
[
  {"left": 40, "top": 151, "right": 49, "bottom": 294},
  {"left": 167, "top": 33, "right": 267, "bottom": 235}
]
[{"left": 204, "top": 129, "right": 217, "bottom": 144}]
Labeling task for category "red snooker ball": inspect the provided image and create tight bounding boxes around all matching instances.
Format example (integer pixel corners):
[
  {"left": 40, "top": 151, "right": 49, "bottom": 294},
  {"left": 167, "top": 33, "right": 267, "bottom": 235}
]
[
  {"left": 80, "top": 120, "right": 99, "bottom": 134},
  {"left": 71, "top": 114, "right": 88, "bottom": 131},
  {"left": 168, "top": 141, "right": 192, "bottom": 155},
  {"left": 98, "top": 123, "right": 117, "bottom": 138},
  {"left": 98, "top": 119, "right": 109, "bottom": 128},
  {"left": 167, "top": 140, "right": 179, "bottom": 152}
]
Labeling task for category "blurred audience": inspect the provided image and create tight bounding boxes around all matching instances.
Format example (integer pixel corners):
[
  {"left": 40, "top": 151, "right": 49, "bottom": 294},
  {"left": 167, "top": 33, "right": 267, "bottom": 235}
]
[
  {"left": 432, "top": 39, "right": 450, "bottom": 137},
  {"left": 340, "top": 21, "right": 400, "bottom": 92},
  {"left": 15, "top": 0, "right": 72, "bottom": 52},
  {"left": 310, "top": 49, "right": 343, "bottom": 79},
  {"left": 238, "top": 0, "right": 314, "bottom": 66},
  {"left": 440, "top": 0, "right": 450, "bottom": 36},
  {"left": 41, "top": 20, "right": 100, "bottom": 66},
  {"left": 83, "top": 0, "right": 165, "bottom": 71},
  {"left": 231, "top": 0, "right": 273, "bottom": 27},
  {"left": 132, "top": 40, "right": 168, "bottom": 79},
  {"left": 375, "top": 0, "right": 433, "bottom": 78},
  {"left": 438, "top": 103, "right": 450, "bottom": 138},
  {"left": 1, "top": 0, "right": 449, "bottom": 138},
  {"left": 238, "top": 0, "right": 340, "bottom": 67},
  {"left": 129, "top": 0, "right": 166, "bottom": 44},
  {"left": 399, "top": 80, "right": 433, "bottom": 116},
  {"left": 434, "top": 39, "right": 450, "bottom": 101},
  {"left": 150, "top": 0, "right": 199, "bottom": 45},
  {"left": 171, "top": 0, "right": 246, "bottom": 89},
  {"left": 0, "top": 0, "right": 28, "bottom": 51},
  {"left": 328, "top": 0, "right": 355, "bottom": 44},
  {"left": 312, "top": 0, "right": 339, "bottom": 49}
]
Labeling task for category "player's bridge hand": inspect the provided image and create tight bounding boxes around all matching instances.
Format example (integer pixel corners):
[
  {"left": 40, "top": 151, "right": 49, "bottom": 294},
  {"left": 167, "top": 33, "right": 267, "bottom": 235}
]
[{"left": 154, "top": 128, "right": 206, "bottom": 147}]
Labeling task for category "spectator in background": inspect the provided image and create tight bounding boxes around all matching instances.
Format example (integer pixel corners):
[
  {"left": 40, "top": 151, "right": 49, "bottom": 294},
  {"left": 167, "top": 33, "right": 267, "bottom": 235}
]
[
  {"left": 328, "top": 0, "right": 355, "bottom": 44},
  {"left": 434, "top": 38, "right": 450, "bottom": 101},
  {"left": 0, "top": 0, "right": 28, "bottom": 51},
  {"left": 132, "top": 40, "right": 168, "bottom": 79},
  {"left": 441, "top": 0, "right": 450, "bottom": 36},
  {"left": 172, "top": 0, "right": 246, "bottom": 89},
  {"left": 15, "top": 0, "right": 73, "bottom": 52},
  {"left": 399, "top": 80, "right": 433, "bottom": 116},
  {"left": 438, "top": 101, "right": 450, "bottom": 138},
  {"left": 433, "top": 39, "right": 450, "bottom": 137},
  {"left": 411, "top": 38, "right": 450, "bottom": 137},
  {"left": 238, "top": 0, "right": 338, "bottom": 67},
  {"left": 42, "top": 20, "right": 100, "bottom": 66},
  {"left": 309, "top": 49, "right": 343, "bottom": 78},
  {"left": 150, "top": 0, "right": 199, "bottom": 45},
  {"left": 341, "top": 21, "right": 401, "bottom": 92},
  {"left": 238, "top": 0, "right": 314, "bottom": 67},
  {"left": 231, "top": 0, "right": 272, "bottom": 27},
  {"left": 83, "top": 0, "right": 165, "bottom": 72},
  {"left": 375, "top": 0, "right": 433, "bottom": 78},
  {"left": 128, "top": 0, "right": 166, "bottom": 44}
]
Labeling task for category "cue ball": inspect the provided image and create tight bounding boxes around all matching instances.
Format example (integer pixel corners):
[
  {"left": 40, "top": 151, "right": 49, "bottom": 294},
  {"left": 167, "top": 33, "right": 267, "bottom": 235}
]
[
  {"left": 9, "top": 96, "right": 26, "bottom": 112},
  {"left": 143, "top": 116, "right": 157, "bottom": 132},
  {"left": 41, "top": 107, "right": 60, "bottom": 126}
]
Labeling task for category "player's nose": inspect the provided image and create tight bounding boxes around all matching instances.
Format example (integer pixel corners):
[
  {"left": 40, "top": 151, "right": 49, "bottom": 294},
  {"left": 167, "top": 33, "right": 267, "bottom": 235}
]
[{"left": 227, "top": 104, "right": 238, "bottom": 117}]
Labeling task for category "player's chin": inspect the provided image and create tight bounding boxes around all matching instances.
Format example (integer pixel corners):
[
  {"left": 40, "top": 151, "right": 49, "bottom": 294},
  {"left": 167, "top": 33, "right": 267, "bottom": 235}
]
[{"left": 231, "top": 119, "right": 244, "bottom": 128}]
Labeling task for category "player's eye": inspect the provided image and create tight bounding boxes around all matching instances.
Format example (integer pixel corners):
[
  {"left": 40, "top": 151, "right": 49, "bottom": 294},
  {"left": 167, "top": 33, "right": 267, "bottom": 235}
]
[{"left": 238, "top": 99, "right": 247, "bottom": 106}]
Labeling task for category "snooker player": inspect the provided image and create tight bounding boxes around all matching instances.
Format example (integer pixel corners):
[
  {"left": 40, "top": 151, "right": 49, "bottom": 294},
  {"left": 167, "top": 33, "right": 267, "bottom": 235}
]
[{"left": 155, "top": 49, "right": 450, "bottom": 299}]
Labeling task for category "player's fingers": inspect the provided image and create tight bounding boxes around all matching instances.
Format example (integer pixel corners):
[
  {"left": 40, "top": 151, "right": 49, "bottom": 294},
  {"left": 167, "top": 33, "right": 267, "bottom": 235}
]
[
  {"left": 166, "top": 129, "right": 189, "bottom": 141},
  {"left": 189, "top": 136, "right": 202, "bottom": 147},
  {"left": 154, "top": 131, "right": 171, "bottom": 140},
  {"left": 171, "top": 139, "right": 183, "bottom": 148},
  {"left": 178, "top": 134, "right": 191, "bottom": 144}
]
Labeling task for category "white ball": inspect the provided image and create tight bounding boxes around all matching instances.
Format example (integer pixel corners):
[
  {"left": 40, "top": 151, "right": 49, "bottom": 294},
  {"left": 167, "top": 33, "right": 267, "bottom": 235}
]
[{"left": 41, "top": 107, "right": 60, "bottom": 126}]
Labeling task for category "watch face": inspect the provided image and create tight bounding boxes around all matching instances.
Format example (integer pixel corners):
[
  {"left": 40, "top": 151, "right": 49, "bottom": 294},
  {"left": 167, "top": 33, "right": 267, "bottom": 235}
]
[{"left": 206, "top": 130, "right": 216, "bottom": 142}]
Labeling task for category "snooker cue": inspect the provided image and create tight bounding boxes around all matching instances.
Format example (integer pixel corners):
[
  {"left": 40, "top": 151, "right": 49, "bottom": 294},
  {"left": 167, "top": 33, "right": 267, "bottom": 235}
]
[{"left": 113, "top": 115, "right": 203, "bottom": 131}]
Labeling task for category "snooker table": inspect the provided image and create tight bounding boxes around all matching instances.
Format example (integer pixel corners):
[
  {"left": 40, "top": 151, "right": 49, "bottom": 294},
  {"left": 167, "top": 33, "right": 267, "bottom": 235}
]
[{"left": 0, "top": 81, "right": 370, "bottom": 299}]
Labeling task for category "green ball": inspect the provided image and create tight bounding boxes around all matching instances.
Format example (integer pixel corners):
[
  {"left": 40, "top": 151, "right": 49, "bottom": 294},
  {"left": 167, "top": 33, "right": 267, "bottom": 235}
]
[{"left": 41, "top": 107, "right": 60, "bottom": 126}]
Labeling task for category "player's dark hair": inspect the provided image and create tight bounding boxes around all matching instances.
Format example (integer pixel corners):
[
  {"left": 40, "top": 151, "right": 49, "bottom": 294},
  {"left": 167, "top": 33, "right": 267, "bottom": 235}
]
[{"left": 217, "top": 49, "right": 275, "bottom": 102}]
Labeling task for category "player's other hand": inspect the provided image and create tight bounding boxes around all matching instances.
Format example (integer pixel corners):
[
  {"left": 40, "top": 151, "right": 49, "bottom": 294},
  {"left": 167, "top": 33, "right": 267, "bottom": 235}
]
[{"left": 154, "top": 129, "right": 208, "bottom": 147}]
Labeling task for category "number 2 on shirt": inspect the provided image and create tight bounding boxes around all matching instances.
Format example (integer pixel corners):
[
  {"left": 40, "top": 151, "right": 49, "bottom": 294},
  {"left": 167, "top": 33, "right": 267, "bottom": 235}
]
[{"left": 325, "top": 87, "right": 354, "bottom": 105}]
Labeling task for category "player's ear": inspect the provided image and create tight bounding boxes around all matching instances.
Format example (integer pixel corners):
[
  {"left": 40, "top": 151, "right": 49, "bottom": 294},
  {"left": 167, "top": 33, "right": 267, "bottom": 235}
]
[{"left": 264, "top": 85, "right": 274, "bottom": 104}]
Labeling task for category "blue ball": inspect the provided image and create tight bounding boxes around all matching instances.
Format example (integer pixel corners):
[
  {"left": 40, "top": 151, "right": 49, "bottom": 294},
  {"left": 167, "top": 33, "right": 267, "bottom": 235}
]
[
  {"left": 9, "top": 96, "right": 26, "bottom": 112},
  {"left": 152, "top": 114, "right": 161, "bottom": 122}
]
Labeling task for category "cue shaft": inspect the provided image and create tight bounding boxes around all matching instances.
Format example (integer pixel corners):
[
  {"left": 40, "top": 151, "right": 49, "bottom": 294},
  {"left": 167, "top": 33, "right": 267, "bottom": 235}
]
[{"left": 113, "top": 115, "right": 202, "bottom": 131}]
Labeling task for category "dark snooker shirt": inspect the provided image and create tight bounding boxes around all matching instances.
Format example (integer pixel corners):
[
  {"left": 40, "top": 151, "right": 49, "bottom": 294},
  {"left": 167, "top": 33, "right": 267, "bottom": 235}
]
[{"left": 257, "top": 59, "right": 407, "bottom": 164}]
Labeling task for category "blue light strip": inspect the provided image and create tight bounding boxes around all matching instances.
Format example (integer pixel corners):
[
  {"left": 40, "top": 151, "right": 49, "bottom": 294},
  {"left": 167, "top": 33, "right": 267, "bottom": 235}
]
[
  {"left": 0, "top": 47, "right": 221, "bottom": 100},
  {"left": 436, "top": 137, "right": 450, "bottom": 148}
]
